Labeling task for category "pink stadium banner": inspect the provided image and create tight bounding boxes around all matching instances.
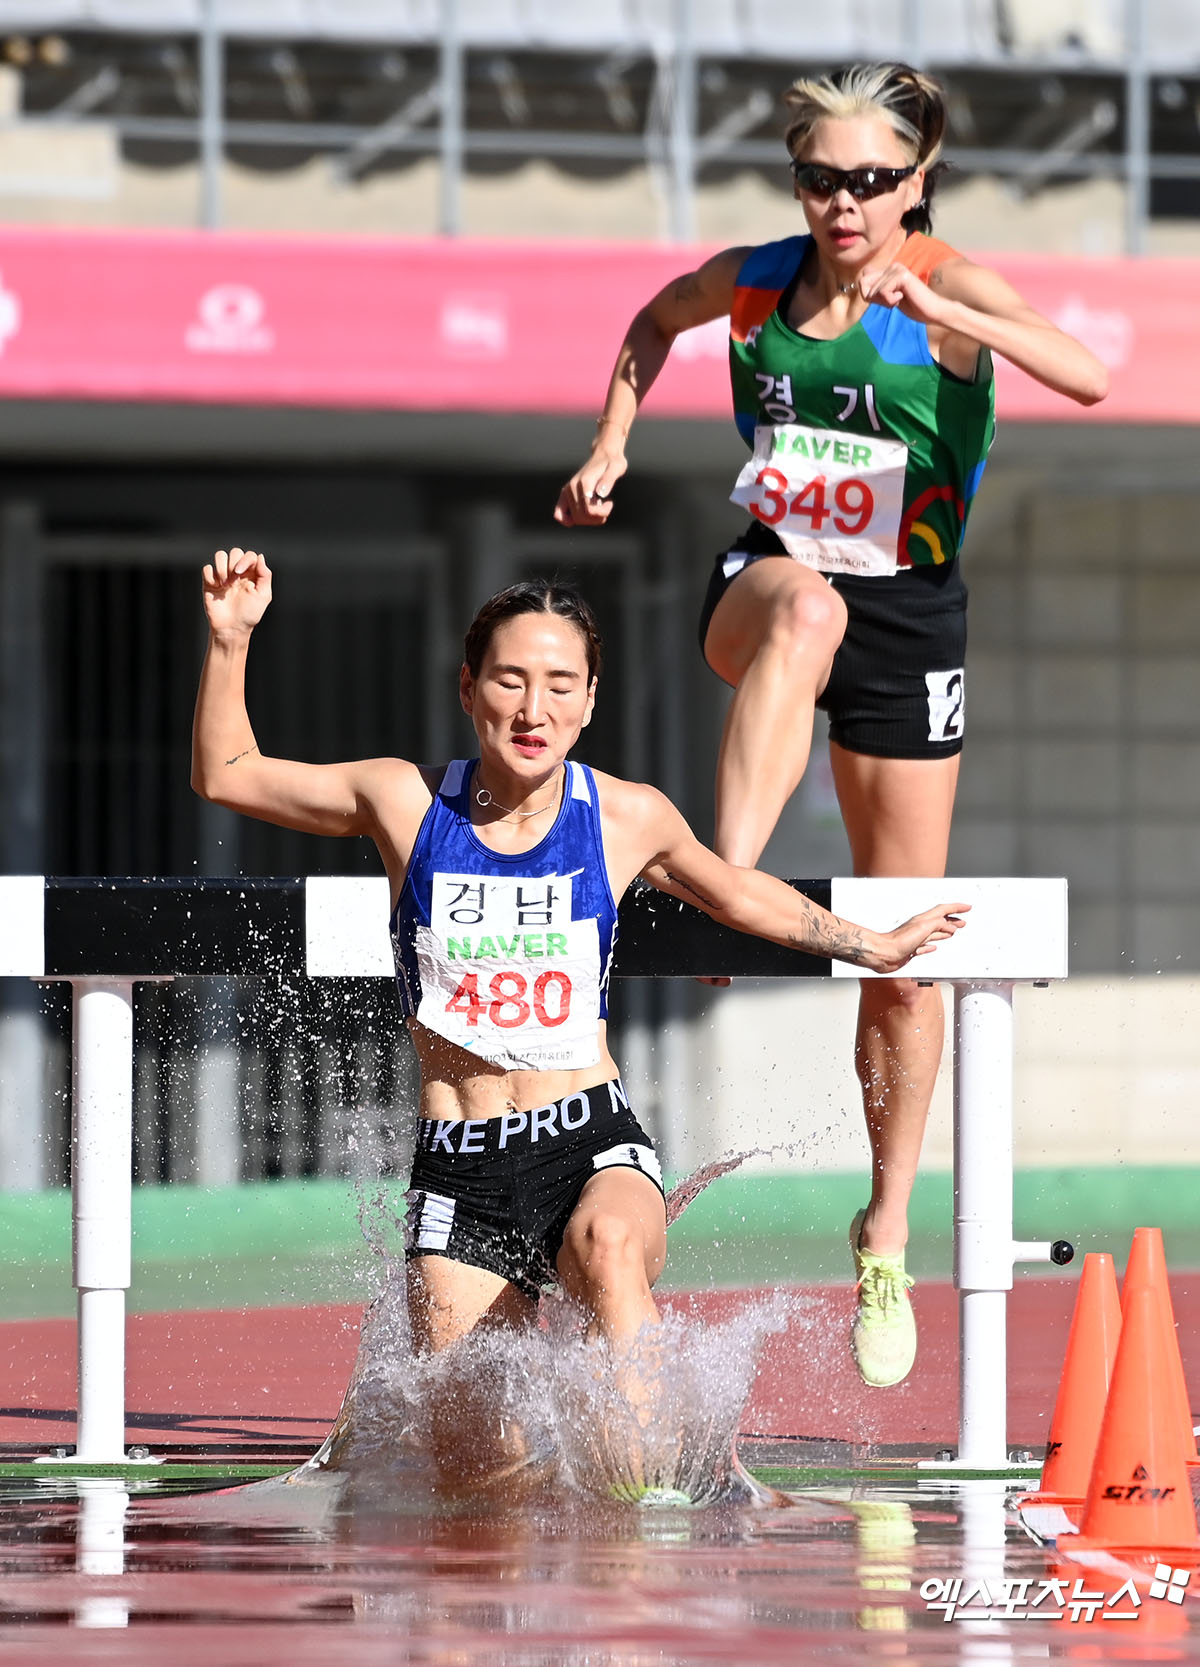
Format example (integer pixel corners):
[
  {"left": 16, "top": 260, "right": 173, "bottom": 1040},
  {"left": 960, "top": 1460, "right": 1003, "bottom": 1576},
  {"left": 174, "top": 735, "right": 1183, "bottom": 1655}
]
[{"left": 0, "top": 225, "right": 1189, "bottom": 423}]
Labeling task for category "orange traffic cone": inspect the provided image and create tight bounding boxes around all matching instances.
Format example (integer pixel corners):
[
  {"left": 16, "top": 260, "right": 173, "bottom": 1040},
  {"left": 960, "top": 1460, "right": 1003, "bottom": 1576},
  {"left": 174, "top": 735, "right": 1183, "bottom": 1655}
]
[
  {"left": 1022, "top": 1252, "right": 1122, "bottom": 1507},
  {"left": 1070, "top": 1284, "right": 1200, "bottom": 1553},
  {"left": 1123, "top": 1226, "right": 1198, "bottom": 1464}
]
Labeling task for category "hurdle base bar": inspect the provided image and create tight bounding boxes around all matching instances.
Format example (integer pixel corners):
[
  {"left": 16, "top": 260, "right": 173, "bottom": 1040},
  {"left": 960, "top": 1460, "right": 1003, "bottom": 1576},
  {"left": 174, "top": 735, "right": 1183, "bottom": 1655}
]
[
  {"left": 915, "top": 1457, "right": 1042, "bottom": 1476},
  {"left": 2, "top": 876, "right": 1070, "bottom": 1473}
]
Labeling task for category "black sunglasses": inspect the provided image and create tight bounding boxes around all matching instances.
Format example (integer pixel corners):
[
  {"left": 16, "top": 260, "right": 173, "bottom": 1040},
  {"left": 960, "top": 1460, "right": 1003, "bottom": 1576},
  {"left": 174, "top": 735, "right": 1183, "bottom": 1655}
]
[{"left": 790, "top": 161, "right": 917, "bottom": 200}]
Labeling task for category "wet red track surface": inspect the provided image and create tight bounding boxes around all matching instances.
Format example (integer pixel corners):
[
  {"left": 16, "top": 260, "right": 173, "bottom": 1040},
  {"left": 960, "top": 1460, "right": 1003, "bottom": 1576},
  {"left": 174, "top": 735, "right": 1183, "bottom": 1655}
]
[{"left": 4, "top": 1277, "right": 1200, "bottom": 1455}]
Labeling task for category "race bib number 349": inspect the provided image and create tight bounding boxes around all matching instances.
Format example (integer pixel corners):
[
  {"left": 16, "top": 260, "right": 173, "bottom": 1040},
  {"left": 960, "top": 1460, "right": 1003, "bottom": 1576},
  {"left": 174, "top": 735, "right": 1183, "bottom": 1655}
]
[
  {"left": 730, "top": 423, "right": 909, "bottom": 576},
  {"left": 414, "top": 872, "right": 602, "bottom": 1069}
]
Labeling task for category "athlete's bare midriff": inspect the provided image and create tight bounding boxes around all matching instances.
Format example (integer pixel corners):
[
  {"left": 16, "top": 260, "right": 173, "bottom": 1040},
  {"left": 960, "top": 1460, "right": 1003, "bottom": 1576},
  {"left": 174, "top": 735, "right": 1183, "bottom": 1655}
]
[{"left": 408, "top": 1017, "right": 622, "bottom": 1123}]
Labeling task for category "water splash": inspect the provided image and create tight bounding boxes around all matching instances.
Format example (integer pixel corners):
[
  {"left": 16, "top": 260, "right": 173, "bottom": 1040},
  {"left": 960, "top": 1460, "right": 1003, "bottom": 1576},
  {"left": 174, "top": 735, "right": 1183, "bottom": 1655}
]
[
  {"left": 544, "top": 1295, "right": 797, "bottom": 1505},
  {"left": 303, "top": 1271, "right": 805, "bottom": 1509},
  {"left": 277, "top": 1127, "right": 844, "bottom": 1509},
  {"left": 665, "top": 1145, "right": 770, "bottom": 1226}
]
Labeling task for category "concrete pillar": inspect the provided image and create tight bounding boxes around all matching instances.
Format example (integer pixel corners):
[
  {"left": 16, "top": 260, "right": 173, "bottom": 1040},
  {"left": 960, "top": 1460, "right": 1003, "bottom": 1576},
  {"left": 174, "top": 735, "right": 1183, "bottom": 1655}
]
[
  {"left": 198, "top": 0, "right": 224, "bottom": 229},
  {"left": 438, "top": 0, "right": 463, "bottom": 237}
]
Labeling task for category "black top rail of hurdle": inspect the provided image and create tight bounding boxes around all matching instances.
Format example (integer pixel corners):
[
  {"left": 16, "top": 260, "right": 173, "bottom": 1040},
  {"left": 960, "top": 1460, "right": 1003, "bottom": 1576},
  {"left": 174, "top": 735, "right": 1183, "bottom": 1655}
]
[{"left": 32, "top": 876, "right": 834, "bottom": 981}]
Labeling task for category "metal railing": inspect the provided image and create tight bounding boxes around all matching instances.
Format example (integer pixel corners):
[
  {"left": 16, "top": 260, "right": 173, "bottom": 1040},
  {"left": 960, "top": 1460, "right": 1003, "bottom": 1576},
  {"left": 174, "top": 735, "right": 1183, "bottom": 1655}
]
[{"left": 2, "top": 0, "right": 1194, "bottom": 248}]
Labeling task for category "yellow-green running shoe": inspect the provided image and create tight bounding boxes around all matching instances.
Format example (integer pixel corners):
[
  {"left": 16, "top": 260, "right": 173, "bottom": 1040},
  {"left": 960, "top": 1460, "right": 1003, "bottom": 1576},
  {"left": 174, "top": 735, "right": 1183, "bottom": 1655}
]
[
  {"left": 609, "top": 1482, "right": 694, "bottom": 1507},
  {"left": 849, "top": 1209, "right": 916, "bottom": 1388}
]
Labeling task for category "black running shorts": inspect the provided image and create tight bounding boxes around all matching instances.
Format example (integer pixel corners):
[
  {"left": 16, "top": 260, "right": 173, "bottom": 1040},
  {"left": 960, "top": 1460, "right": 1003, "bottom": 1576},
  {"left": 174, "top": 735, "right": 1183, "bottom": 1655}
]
[
  {"left": 698, "top": 520, "right": 968, "bottom": 760},
  {"left": 404, "top": 1078, "right": 665, "bottom": 1301}
]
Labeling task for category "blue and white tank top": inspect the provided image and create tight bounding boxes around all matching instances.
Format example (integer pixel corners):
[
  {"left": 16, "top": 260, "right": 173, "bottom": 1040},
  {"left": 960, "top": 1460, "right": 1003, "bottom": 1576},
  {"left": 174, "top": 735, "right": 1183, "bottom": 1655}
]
[{"left": 391, "top": 759, "right": 620, "bottom": 1070}]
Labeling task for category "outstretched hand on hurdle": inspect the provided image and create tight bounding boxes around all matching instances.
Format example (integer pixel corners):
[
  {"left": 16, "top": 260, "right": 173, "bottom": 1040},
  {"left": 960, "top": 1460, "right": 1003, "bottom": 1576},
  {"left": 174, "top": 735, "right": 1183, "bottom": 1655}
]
[
  {"left": 860, "top": 900, "right": 971, "bottom": 973},
  {"left": 626, "top": 783, "right": 969, "bottom": 977},
  {"left": 647, "top": 861, "right": 971, "bottom": 977}
]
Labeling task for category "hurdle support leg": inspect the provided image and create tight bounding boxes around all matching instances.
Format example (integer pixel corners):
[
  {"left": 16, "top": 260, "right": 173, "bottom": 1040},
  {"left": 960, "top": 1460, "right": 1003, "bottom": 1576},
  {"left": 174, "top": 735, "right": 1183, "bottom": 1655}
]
[
  {"left": 38, "top": 976, "right": 164, "bottom": 1466},
  {"left": 952, "top": 980, "right": 1016, "bottom": 1469},
  {"left": 73, "top": 978, "right": 134, "bottom": 1464}
]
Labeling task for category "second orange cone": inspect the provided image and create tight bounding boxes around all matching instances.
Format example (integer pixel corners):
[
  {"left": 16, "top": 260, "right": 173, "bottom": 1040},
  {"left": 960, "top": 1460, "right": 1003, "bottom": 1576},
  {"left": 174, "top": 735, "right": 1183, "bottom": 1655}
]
[
  {"left": 1123, "top": 1225, "right": 1198, "bottom": 1465},
  {"left": 1069, "top": 1282, "right": 1200, "bottom": 1553}
]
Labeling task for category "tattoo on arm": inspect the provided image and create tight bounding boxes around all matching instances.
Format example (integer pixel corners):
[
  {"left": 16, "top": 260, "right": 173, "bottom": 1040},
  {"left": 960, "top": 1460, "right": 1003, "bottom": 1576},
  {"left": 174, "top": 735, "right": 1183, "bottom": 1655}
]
[
  {"left": 225, "top": 745, "right": 259, "bottom": 766},
  {"left": 786, "top": 898, "right": 868, "bottom": 964},
  {"left": 664, "top": 872, "right": 868, "bottom": 960},
  {"left": 664, "top": 871, "right": 719, "bottom": 911},
  {"left": 672, "top": 273, "right": 701, "bottom": 307}
]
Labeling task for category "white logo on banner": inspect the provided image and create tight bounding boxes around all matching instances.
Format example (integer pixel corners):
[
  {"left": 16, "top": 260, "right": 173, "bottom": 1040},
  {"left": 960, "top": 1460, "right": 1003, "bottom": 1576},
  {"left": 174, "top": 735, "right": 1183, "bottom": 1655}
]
[
  {"left": 439, "top": 293, "right": 507, "bottom": 358},
  {"left": 1052, "top": 294, "right": 1132, "bottom": 368},
  {"left": 0, "top": 272, "right": 22, "bottom": 355},
  {"left": 185, "top": 284, "right": 274, "bottom": 354}
]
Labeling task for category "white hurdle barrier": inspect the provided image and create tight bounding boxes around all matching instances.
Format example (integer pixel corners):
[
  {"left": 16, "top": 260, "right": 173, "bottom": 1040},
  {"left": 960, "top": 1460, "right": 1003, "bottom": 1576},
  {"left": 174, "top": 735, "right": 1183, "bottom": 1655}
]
[{"left": 0, "top": 873, "right": 1072, "bottom": 1471}]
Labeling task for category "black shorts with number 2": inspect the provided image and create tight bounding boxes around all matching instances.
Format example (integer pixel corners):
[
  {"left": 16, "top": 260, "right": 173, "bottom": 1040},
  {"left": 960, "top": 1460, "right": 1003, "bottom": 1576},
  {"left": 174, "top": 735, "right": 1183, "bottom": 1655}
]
[{"left": 698, "top": 520, "right": 968, "bottom": 761}]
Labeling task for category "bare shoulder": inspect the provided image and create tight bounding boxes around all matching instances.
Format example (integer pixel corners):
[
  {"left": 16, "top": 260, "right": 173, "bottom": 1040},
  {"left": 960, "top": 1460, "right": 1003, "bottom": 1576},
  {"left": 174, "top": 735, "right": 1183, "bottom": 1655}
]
[
  {"left": 358, "top": 756, "right": 437, "bottom": 838},
  {"left": 590, "top": 767, "right": 674, "bottom": 830},
  {"left": 590, "top": 768, "right": 682, "bottom": 892},
  {"left": 358, "top": 755, "right": 436, "bottom": 803},
  {"left": 692, "top": 244, "right": 753, "bottom": 302},
  {"left": 361, "top": 758, "right": 442, "bottom": 893},
  {"left": 927, "top": 251, "right": 970, "bottom": 287},
  {"left": 653, "top": 245, "right": 751, "bottom": 329},
  {"left": 706, "top": 244, "right": 754, "bottom": 279},
  {"left": 931, "top": 254, "right": 1035, "bottom": 317}
]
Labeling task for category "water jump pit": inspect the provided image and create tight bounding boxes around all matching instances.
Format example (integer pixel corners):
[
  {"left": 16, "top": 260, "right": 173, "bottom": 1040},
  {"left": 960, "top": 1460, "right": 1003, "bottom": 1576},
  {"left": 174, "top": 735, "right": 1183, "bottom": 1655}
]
[{"left": 4, "top": 1276, "right": 1199, "bottom": 1664}]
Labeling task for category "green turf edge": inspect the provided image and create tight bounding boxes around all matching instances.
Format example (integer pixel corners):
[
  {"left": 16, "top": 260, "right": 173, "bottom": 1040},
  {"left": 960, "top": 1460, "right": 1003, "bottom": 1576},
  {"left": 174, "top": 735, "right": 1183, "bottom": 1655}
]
[
  {"left": 0, "top": 1462, "right": 293, "bottom": 1481},
  {"left": 0, "top": 1178, "right": 388, "bottom": 1266},
  {"left": 753, "top": 1464, "right": 1041, "bottom": 1485},
  {"left": 7, "top": 1166, "right": 1200, "bottom": 1319},
  {"left": 5, "top": 1165, "right": 1199, "bottom": 1265}
]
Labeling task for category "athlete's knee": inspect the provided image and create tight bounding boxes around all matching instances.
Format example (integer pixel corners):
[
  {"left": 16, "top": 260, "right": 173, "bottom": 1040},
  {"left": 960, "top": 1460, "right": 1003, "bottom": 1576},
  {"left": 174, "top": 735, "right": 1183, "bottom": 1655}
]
[
  {"left": 763, "top": 580, "right": 847, "bottom": 660},
  {"left": 561, "top": 1209, "right": 646, "bottom": 1286}
]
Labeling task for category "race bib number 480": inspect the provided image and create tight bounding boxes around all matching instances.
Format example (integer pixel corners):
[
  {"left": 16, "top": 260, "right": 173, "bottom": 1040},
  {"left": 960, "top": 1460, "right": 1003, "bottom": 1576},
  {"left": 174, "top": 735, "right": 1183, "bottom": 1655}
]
[
  {"left": 414, "top": 872, "right": 602, "bottom": 1069},
  {"left": 730, "top": 424, "right": 909, "bottom": 576}
]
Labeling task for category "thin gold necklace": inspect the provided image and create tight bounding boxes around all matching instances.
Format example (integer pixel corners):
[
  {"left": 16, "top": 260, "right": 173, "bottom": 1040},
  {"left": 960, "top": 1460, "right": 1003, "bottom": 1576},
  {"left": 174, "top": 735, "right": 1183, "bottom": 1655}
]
[{"left": 474, "top": 768, "right": 563, "bottom": 822}]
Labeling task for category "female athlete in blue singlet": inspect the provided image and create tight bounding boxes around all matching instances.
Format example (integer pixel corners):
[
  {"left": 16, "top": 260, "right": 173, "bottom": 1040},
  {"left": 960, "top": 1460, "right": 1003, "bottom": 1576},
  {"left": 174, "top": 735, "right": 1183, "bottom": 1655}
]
[{"left": 193, "top": 547, "right": 966, "bottom": 1488}]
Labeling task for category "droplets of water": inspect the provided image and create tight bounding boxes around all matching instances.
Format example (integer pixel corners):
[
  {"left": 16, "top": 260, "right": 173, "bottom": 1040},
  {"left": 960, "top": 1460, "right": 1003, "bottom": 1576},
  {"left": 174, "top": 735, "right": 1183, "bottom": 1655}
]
[
  {"left": 546, "top": 1295, "right": 795, "bottom": 1504},
  {"left": 307, "top": 1272, "right": 802, "bottom": 1509},
  {"left": 664, "top": 1147, "right": 770, "bottom": 1226}
]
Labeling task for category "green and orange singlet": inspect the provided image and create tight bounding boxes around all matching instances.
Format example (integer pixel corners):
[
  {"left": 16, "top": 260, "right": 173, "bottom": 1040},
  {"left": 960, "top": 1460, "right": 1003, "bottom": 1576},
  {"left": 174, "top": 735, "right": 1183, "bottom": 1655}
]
[{"left": 727, "top": 231, "right": 995, "bottom": 576}]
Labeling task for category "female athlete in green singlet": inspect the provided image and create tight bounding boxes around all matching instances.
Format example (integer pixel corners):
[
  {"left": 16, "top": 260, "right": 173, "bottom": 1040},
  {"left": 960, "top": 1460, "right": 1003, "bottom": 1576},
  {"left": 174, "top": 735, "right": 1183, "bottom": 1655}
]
[{"left": 555, "top": 62, "right": 1107, "bottom": 1390}]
